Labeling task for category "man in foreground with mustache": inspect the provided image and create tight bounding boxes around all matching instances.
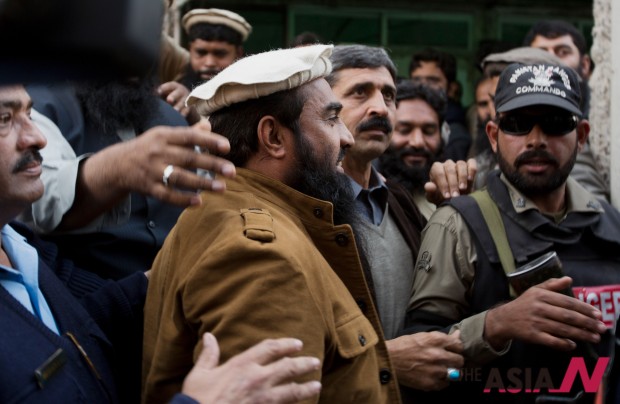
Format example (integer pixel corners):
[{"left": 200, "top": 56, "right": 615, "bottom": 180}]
[
  {"left": 326, "top": 45, "right": 465, "bottom": 394},
  {"left": 0, "top": 85, "right": 321, "bottom": 403},
  {"left": 406, "top": 62, "right": 620, "bottom": 402}
]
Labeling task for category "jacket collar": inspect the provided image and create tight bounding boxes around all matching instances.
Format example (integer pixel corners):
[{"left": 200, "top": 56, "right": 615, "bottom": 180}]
[
  {"left": 227, "top": 168, "right": 338, "bottom": 226},
  {"left": 488, "top": 171, "right": 607, "bottom": 244},
  {"left": 498, "top": 172, "right": 603, "bottom": 215}
]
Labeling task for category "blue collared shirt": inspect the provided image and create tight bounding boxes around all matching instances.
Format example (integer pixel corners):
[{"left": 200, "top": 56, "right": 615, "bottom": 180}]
[
  {"left": 348, "top": 167, "right": 389, "bottom": 226},
  {"left": 0, "top": 225, "right": 59, "bottom": 334}
]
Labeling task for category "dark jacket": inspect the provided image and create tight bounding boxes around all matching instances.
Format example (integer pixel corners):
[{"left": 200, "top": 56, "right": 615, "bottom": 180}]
[
  {"left": 405, "top": 172, "right": 620, "bottom": 403},
  {"left": 448, "top": 172, "right": 620, "bottom": 403},
  {"left": 2, "top": 222, "right": 148, "bottom": 403},
  {"left": 385, "top": 179, "right": 427, "bottom": 259}
]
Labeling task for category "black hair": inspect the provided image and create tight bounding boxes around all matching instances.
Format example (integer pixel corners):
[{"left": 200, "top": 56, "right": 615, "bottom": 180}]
[
  {"left": 395, "top": 80, "right": 447, "bottom": 127},
  {"left": 291, "top": 31, "right": 322, "bottom": 47},
  {"left": 523, "top": 20, "right": 588, "bottom": 56},
  {"left": 208, "top": 86, "right": 307, "bottom": 167},
  {"left": 408, "top": 47, "right": 457, "bottom": 83},
  {"left": 188, "top": 23, "right": 243, "bottom": 46}
]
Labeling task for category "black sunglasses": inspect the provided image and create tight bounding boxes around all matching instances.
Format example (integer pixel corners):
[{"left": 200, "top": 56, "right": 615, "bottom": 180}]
[{"left": 498, "top": 113, "right": 579, "bottom": 136}]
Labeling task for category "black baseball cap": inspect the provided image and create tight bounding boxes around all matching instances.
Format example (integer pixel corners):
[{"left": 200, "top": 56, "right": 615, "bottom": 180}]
[{"left": 494, "top": 63, "right": 582, "bottom": 117}]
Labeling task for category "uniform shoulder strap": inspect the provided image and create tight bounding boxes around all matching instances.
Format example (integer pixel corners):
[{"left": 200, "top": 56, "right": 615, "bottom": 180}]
[{"left": 469, "top": 189, "right": 517, "bottom": 297}]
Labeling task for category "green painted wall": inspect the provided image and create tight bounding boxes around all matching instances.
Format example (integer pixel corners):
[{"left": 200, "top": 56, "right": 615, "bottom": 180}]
[{"left": 181, "top": 1, "right": 593, "bottom": 106}]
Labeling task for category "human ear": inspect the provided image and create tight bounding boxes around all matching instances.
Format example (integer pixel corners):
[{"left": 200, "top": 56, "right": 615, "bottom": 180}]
[
  {"left": 575, "top": 119, "right": 590, "bottom": 152},
  {"left": 486, "top": 120, "right": 500, "bottom": 153},
  {"left": 256, "top": 116, "right": 288, "bottom": 159},
  {"left": 581, "top": 55, "right": 592, "bottom": 80}
]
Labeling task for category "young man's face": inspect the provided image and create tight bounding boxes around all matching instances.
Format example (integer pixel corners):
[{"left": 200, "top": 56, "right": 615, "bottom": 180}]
[
  {"left": 189, "top": 39, "right": 241, "bottom": 82},
  {"left": 475, "top": 76, "right": 499, "bottom": 124},
  {"left": 487, "top": 105, "right": 588, "bottom": 196},
  {"left": 530, "top": 34, "right": 590, "bottom": 79},
  {"left": 0, "top": 86, "right": 47, "bottom": 220},
  {"left": 391, "top": 98, "right": 442, "bottom": 169},
  {"left": 410, "top": 61, "right": 449, "bottom": 92}
]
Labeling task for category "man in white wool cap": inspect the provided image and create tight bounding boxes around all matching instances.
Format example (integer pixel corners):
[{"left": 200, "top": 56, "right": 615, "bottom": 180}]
[{"left": 142, "top": 44, "right": 402, "bottom": 404}]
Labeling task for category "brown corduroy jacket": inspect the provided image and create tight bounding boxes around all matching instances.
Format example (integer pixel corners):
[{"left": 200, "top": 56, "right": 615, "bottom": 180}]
[{"left": 142, "top": 168, "right": 401, "bottom": 404}]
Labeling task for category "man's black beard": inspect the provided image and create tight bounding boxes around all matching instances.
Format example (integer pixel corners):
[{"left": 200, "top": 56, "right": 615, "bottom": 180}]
[
  {"left": 75, "top": 76, "right": 158, "bottom": 134},
  {"left": 178, "top": 64, "right": 207, "bottom": 90},
  {"left": 378, "top": 145, "right": 439, "bottom": 193},
  {"left": 498, "top": 144, "right": 577, "bottom": 197},
  {"left": 289, "top": 133, "right": 358, "bottom": 228},
  {"left": 178, "top": 64, "right": 221, "bottom": 90},
  {"left": 289, "top": 129, "right": 371, "bottom": 276}
]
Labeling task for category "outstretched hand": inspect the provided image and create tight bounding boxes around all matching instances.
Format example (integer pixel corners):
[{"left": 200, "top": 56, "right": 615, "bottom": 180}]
[
  {"left": 102, "top": 120, "right": 236, "bottom": 208},
  {"left": 181, "top": 334, "right": 322, "bottom": 404},
  {"left": 62, "top": 120, "right": 236, "bottom": 230},
  {"left": 484, "top": 276, "right": 607, "bottom": 351},
  {"left": 424, "top": 158, "right": 477, "bottom": 205}
]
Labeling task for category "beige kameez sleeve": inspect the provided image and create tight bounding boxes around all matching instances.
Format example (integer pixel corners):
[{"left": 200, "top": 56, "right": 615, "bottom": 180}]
[
  {"left": 408, "top": 205, "right": 510, "bottom": 365},
  {"left": 20, "top": 110, "right": 131, "bottom": 233}
]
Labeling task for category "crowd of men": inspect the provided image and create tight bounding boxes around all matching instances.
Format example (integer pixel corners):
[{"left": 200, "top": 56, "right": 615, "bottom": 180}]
[{"left": 2, "top": 2, "right": 619, "bottom": 404}]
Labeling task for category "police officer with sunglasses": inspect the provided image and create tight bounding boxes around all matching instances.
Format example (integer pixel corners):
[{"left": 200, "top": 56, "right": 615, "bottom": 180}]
[{"left": 404, "top": 62, "right": 620, "bottom": 403}]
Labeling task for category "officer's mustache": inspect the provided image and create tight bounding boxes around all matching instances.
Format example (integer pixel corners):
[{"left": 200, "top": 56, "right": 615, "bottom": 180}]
[{"left": 514, "top": 149, "right": 559, "bottom": 168}]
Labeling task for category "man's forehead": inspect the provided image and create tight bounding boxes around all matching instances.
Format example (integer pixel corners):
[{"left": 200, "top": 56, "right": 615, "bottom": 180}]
[
  {"left": 412, "top": 61, "right": 444, "bottom": 75},
  {"left": 476, "top": 81, "right": 493, "bottom": 97},
  {"left": 302, "top": 78, "right": 341, "bottom": 108},
  {"left": 0, "top": 85, "right": 31, "bottom": 107},
  {"left": 191, "top": 38, "right": 237, "bottom": 49},
  {"left": 397, "top": 98, "right": 439, "bottom": 121},
  {"left": 532, "top": 34, "right": 578, "bottom": 49},
  {"left": 335, "top": 66, "right": 395, "bottom": 87}
]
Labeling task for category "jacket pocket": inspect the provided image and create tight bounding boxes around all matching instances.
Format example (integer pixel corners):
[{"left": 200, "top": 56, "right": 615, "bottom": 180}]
[{"left": 335, "top": 314, "right": 378, "bottom": 358}]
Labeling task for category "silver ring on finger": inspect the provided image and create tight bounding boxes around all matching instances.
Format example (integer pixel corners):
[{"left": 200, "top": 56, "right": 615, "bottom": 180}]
[{"left": 162, "top": 164, "right": 175, "bottom": 187}]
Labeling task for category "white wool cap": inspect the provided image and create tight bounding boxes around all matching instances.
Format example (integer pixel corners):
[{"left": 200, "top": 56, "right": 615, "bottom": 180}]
[
  {"left": 182, "top": 8, "right": 252, "bottom": 41},
  {"left": 186, "top": 44, "right": 333, "bottom": 116}
]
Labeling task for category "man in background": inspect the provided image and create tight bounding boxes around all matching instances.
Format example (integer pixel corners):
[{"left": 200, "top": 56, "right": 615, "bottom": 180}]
[
  {"left": 379, "top": 80, "right": 447, "bottom": 220},
  {"left": 409, "top": 48, "right": 471, "bottom": 161},
  {"left": 524, "top": 20, "right": 593, "bottom": 82},
  {"left": 177, "top": 8, "right": 251, "bottom": 89}
]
